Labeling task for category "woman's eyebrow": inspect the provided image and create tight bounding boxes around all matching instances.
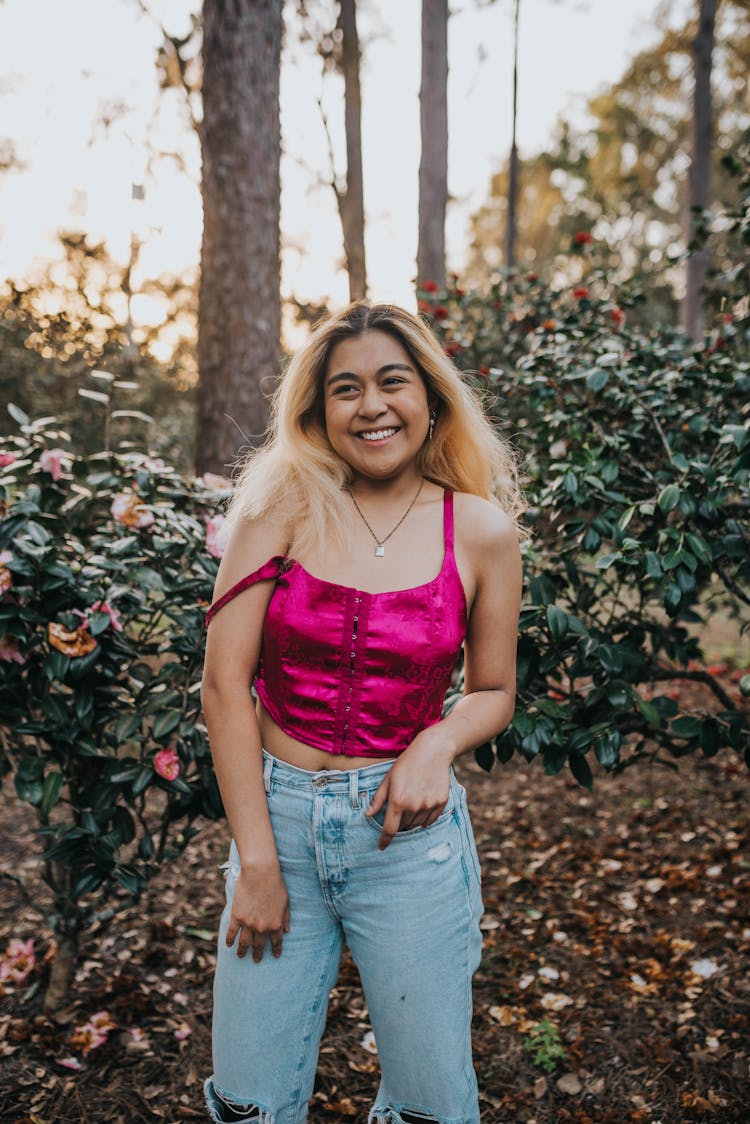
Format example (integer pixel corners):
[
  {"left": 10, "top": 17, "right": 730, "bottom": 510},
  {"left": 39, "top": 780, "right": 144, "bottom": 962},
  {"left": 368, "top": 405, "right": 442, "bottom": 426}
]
[{"left": 326, "top": 363, "right": 415, "bottom": 386}]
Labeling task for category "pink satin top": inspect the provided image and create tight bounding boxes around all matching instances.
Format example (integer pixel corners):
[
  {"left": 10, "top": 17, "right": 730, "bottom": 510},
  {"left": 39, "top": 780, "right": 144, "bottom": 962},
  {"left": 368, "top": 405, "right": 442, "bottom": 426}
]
[{"left": 205, "top": 489, "right": 467, "bottom": 757}]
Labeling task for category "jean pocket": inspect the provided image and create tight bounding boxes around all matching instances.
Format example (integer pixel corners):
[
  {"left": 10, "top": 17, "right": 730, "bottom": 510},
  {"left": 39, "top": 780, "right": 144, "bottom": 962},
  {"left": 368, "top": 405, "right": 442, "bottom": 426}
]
[{"left": 364, "top": 797, "right": 455, "bottom": 838}]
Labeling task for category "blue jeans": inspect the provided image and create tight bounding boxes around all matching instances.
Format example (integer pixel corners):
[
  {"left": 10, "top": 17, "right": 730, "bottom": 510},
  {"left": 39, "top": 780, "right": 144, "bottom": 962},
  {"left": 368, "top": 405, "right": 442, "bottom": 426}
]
[{"left": 204, "top": 750, "right": 484, "bottom": 1124}]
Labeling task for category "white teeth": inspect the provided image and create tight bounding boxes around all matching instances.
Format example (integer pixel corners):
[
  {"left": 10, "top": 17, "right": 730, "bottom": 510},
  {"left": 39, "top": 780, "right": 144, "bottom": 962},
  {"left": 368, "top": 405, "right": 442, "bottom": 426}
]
[{"left": 360, "top": 428, "right": 397, "bottom": 441}]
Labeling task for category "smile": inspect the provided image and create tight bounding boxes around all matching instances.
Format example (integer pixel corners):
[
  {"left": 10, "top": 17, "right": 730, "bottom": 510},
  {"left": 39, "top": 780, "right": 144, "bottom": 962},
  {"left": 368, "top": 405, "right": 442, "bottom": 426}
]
[{"left": 357, "top": 427, "right": 400, "bottom": 442}]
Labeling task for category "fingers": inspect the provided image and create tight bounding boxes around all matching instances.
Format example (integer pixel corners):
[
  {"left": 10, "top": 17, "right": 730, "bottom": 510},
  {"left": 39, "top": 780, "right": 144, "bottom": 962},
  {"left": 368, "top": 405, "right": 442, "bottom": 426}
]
[
  {"left": 365, "top": 775, "right": 389, "bottom": 817},
  {"left": 226, "top": 921, "right": 287, "bottom": 961},
  {"left": 378, "top": 802, "right": 403, "bottom": 850}
]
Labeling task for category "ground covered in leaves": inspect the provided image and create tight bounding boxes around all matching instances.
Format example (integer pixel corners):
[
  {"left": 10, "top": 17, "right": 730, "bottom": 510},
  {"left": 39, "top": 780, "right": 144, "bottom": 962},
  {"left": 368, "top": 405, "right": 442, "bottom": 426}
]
[{"left": 1, "top": 730, "right": 748, "bottom": 1122}]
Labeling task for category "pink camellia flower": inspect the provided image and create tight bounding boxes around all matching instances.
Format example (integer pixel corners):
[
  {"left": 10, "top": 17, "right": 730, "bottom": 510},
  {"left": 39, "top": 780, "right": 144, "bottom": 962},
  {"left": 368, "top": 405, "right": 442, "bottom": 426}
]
[
  {"left": 154, "top": 747, "right": 181, "bottom": 781},
  {"left": 0, "top": 550, "right": 13, "bottom": 594},
  {"left": 130, "top": 1026, "right": 146, "bottom": 1042},
  {"left": 0, "top": 636, "right": 26, "bottom": 664},
  {"left": 69, "top": 1022, "right": 108, "bottom": 1056},
  {"left": 0, "top": 451, "right": 17, "bottom": 468},
  {"left": 88, "top": 597, "right": 123, "bottom": 633},
  {"left": 201, "top": 472, "right": 233, "bottom": 491},
  {"left": 111, "top": 493, "right": 155, "bottom": 529},
  {"left": 205, "top": 514, "right": 228, "bottom": 559},
  {"left": 39, "top": 448, "right": 69, "bottom": 481},
  {"left": 174, "top": 1022, "right": 192, "bottom": 1040},
  {"left": 0, "top": 937, "right": 35, "bottom": 985},
  {"left": 58, "top": 1056, "right": 83, "bottom": 1070}
]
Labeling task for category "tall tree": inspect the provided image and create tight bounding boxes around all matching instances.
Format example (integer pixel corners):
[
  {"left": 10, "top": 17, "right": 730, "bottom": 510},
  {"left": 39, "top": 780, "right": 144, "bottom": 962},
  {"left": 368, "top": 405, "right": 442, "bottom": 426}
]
[
  {"left": 505, "top": 0, "right": 521, "bottom": 271},
  {"left": 340, "top": 0, "right": 367, "bottom": 300},
  {"left": 417, "top": 0, "right": 449, "bottom": 289},
  {"left": 196, "top": 0, "right": 282, "bottom": 475},
  {"left": 682, "top": 0, "right": 717, "bottom": 341}
]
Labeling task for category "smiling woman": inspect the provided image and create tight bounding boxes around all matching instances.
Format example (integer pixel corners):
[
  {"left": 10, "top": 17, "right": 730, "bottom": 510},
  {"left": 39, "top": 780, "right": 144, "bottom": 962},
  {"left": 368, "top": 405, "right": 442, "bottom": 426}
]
[{"left": 200, "top": 300, "right": 527, "bottom": 1124}]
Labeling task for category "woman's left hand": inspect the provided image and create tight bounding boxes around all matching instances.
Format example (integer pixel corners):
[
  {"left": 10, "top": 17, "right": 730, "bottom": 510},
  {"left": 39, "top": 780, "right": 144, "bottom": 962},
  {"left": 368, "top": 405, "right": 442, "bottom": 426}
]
[{"left": 365, "top": 734, "right": 454, "bottom": 850}]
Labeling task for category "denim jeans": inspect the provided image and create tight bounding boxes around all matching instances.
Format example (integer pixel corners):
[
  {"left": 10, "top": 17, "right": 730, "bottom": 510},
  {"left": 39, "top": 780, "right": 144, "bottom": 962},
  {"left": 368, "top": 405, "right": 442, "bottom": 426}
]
[{"left": 204, "top": 750, "right": 484, "bottom": 1124}]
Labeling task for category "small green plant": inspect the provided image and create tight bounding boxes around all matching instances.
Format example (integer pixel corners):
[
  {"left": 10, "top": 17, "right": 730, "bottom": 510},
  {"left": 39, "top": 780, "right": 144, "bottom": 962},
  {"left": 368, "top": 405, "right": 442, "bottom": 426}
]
[{"left": 524, "top": 1018, "right": 568, "bottom": 1073}]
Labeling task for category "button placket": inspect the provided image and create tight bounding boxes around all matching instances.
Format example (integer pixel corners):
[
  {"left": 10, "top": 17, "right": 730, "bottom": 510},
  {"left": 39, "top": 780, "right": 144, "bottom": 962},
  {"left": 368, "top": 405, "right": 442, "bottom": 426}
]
[{"left": 343, "top": 596, "right": 362, "bottom": 737}]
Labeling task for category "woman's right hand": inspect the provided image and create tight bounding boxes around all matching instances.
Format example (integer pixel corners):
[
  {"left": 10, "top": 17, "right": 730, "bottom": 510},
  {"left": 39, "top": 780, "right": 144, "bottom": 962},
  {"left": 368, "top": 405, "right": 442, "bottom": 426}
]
[{"left": 226, "top": 863, "right": 290, "bottom": 962}]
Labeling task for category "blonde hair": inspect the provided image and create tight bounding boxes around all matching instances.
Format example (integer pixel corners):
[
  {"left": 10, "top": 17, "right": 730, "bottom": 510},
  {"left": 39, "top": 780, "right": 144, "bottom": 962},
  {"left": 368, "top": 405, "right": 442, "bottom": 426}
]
[{"left": 226, "top": 301, "right": 529, "bottom": 556}]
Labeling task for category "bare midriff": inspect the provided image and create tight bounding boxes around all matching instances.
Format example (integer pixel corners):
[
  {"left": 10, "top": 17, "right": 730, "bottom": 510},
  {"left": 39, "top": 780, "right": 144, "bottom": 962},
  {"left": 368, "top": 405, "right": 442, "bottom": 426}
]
[{"left": 256, "top": 699, "right": 396, "bottom": 771}]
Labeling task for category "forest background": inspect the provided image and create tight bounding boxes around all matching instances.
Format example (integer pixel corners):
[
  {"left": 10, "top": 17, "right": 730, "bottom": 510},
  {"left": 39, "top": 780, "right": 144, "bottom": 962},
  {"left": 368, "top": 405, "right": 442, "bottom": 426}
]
[{"left": 0, "top": 0, "right": 748, "bottom": 1121}]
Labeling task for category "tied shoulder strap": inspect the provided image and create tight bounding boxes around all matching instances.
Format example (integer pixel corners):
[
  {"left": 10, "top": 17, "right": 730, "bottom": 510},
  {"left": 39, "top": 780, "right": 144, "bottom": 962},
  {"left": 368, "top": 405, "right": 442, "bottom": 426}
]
[{"left": 205, "top": 556, "right": 292, "bottom": 627}]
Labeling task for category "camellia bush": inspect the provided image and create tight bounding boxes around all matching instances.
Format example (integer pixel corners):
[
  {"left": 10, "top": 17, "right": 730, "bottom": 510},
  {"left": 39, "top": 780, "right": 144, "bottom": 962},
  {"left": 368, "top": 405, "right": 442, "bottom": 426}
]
[
  {"left": 0, "top": 408, "right": 227, "bottom": 1011},
  {"left": 430, "top": 263, "right": 749, "bottom": 785}
]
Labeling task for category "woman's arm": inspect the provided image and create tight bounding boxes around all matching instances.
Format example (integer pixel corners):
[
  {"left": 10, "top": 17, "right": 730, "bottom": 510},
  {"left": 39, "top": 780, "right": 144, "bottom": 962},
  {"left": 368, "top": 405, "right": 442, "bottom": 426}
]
[
  {"left": 366, "top": 498, "right": 522, "bottom": 848},
  {"left": 201, "top": 511, "right": 291, "bottom": 960}
]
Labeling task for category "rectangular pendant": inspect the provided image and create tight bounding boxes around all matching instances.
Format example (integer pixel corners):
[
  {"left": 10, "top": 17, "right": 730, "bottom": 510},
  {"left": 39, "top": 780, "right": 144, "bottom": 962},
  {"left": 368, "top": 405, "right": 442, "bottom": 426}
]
[{"left": 375, "top": 544, "right": 385, "bottom": 557}]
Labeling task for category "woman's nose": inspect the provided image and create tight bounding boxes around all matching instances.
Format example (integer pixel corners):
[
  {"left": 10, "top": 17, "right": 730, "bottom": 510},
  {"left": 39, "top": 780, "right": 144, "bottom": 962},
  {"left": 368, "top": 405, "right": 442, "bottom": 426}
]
[{"left": 359, "top": 383, "right": 387, "bottom": 417}]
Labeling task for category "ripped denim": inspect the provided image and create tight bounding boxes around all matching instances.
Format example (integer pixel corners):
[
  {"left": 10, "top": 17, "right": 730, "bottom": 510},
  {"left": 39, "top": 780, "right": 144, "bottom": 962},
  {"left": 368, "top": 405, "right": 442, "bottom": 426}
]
[{"left": 204, "top": 751, "right": 484, "bottom": 1124}]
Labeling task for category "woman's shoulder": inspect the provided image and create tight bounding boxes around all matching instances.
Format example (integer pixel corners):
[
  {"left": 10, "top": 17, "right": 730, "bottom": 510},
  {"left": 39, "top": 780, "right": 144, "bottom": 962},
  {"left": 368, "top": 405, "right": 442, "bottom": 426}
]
[{"left": 452, "top": 491, "right": 519, "bottom": 553}]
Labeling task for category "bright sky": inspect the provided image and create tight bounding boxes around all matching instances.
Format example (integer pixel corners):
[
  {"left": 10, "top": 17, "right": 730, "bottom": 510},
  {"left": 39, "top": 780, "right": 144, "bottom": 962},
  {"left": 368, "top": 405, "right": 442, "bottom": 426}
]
[{"left": 0, "top": 0, "right": 692, "bottom": 324}]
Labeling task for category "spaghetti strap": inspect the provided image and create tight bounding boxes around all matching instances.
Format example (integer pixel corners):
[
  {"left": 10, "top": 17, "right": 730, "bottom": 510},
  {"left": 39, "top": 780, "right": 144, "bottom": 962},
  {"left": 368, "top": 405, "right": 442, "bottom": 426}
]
[
  {"left": 205, "top": 556, "right": 291, "bottom": 627},
  {"left": 443, "top": 489, "right": 454, "bottom": 552}
]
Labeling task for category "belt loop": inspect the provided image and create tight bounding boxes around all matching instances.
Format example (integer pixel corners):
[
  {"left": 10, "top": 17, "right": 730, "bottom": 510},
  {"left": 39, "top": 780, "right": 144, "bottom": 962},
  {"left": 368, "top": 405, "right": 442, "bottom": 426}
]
[
  {"left": 263, "top": 752, "right": 273, "bottom": 795},
  {"left": 349, "top": 769, "right": 360, "bottom": 809}
]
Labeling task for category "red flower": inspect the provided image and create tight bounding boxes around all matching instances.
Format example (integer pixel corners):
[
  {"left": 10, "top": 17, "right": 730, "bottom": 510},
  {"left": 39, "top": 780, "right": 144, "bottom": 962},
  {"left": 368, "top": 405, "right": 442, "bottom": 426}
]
[
  {"left": 154, "top": 747, "right": 181, "bottom": 781},
  {"left": 417, "top": 299, "right": 433, "bottom": 315},
  {"left": 444, "top": 341, "right": 461, "bottom": 357},
  {"left": 434, "top": 306, "right": 448, "bottom": 320},
  {"left": 478, "top": 366, "right": 490, "bottom": 377},
  {"left": 723, "top": 313, "right": 734, "bottom": 324},
  {"left": 574, "top": 231, "right": 592, "bottom": 245},
  {"left": 573, "top": 287, "right": 589, "bottom": 300},
  {"left": 610, "top": 307, "right": 624, "bottom": 328},
  {"left": 526, "top": 272, "right": 538, "bottom": 282},
  {"left": 422, "top": 280, "right": 439, "bottom": 294}
]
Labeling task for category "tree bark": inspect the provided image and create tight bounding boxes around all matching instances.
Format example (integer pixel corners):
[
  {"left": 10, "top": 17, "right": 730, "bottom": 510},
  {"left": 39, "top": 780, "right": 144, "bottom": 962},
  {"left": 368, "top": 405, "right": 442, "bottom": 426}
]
[
  {"left": 44, "top": 929, "right": 80, "bottom": 1014},
  {"left": 340, "top": 0, "right": 367, "bottom": 301},
  {"left": 505, "top": 0, "right": 521, "bottom": 272},
  {"left": 196, "top": 0, "right": 282, "bottom": 475},
  {"left": 682, "top": 0, "right": 716, "bottom": 342},
  {"left": 417, "top": 0, "right": 448, "bottom": 290}
]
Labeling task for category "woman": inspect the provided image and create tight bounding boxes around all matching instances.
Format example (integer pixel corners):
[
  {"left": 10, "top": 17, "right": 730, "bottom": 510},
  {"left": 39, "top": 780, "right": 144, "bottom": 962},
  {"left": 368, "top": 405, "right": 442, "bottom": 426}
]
[{"left": 201, "top": 301, "right": 524, "bottom": 1124}]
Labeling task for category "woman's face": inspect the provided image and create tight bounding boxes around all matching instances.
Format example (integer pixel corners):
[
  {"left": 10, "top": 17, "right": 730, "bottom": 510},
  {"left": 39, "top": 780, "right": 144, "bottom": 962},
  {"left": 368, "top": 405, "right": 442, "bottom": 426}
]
[{"left": 322, "top": 329, "right": 431, "bottom": 486}]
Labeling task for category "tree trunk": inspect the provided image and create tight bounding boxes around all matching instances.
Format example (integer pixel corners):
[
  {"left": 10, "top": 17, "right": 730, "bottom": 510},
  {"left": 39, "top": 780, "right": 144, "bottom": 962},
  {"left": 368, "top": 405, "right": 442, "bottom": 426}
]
[
  {"left": 417, "top": 0, "right": 448, "bottom": 290},
  {"left": 196, "top": 0, "right": 282, "bottom": 475},
  {"left": 44, "top": 929, "right": 80, "bottom": 1014},
  {"left": 505, "top": 0, "right": 521, "bottom": 272},
  {"left": 682, "top": 0, "right": 716, "bottom": 342},
  {"left": 340, "top": 0, "right": 367, "bottom": 301}
]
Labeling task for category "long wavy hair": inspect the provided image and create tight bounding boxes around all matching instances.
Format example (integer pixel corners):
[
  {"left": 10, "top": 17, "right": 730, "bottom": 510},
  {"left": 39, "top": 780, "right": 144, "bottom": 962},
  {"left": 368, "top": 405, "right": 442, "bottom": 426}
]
[{"left": 225, "top": 301, "right": 529, "bottom": 556}]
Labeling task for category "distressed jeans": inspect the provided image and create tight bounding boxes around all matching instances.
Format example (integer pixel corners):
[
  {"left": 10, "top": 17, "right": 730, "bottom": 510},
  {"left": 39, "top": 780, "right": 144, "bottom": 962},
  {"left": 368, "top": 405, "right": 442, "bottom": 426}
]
[{"left": 204, "top": 750, "right": 484, "bottom": 1124}]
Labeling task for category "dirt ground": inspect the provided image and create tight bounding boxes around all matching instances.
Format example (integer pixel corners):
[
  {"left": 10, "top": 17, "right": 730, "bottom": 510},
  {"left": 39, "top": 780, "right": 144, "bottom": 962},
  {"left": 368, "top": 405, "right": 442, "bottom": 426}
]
[{"left": 1, "top": 708, "right": 748, "bottom": 1123}]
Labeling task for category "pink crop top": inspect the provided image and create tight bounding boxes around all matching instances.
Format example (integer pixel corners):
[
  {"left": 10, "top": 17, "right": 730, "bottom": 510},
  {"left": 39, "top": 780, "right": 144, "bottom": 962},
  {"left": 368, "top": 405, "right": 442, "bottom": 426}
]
[{"left": 205, "top": 489, "right": 467, "bottom": 757}]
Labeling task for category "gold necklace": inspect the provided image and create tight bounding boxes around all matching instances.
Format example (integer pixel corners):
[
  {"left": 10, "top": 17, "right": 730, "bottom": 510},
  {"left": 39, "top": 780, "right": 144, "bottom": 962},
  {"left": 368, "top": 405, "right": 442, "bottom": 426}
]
[{"left": 347, "top": 479, "right": 425, "bottom": 557}]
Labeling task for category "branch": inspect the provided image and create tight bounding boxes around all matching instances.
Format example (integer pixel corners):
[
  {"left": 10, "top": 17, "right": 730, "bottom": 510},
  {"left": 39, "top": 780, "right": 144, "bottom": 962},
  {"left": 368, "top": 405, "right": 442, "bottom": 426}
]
[
  {"left": 650, "top": 665, "right": 741, "bottom": 712},
  {"left": 0, "top": 870, "right": 48, "bottom": 918}
]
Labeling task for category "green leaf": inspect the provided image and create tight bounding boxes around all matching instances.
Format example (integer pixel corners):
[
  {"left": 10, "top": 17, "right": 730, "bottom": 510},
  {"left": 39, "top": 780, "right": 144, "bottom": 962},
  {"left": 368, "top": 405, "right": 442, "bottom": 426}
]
[
  {"left": 672, "top": 715, "right": 701, "bottom": 739},
  {"left": 152, "top": 710, "right": 181, "bottom": 739},
  {"left": 658, "top": 484, "right": 681, "bottom": 513},
  {"left": 40, "top": 771, "right": 63, "bottom": 815},
  {"left": 568, "top": 752, "right": 593, "bottom": 790},
  {"left": 586, "top": 369, "right": 609, "bottom": 392},
  {"left": 7, "top": 403, "right": 30, "bottom": 427},
  {"left": 546, "top": 605, "right": 568, "bottom": 643},
  {"left": 596, "top": 551, "right": 622, "bottom": 570},
  {"left": 474, "top": 742, "right": 495, "bottom": 772}
]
